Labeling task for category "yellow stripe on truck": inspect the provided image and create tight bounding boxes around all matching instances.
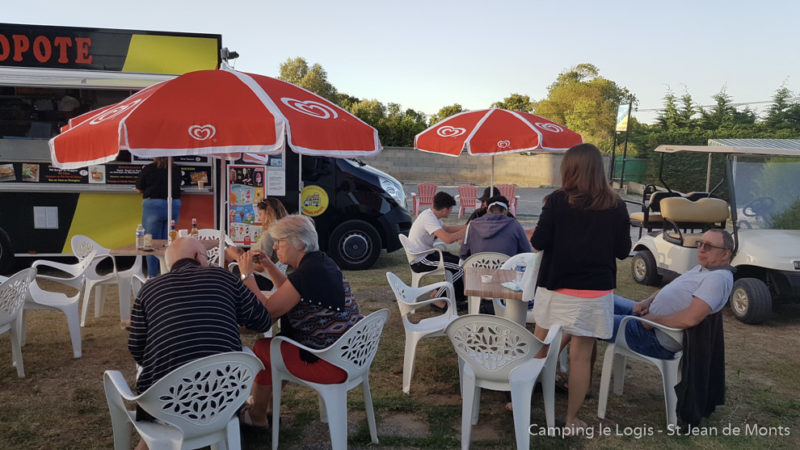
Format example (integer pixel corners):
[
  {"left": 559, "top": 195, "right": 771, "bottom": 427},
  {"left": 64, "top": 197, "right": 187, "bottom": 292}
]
[
  {"left": 122, "top": 34, "right": 219, "bottom": 74},
  {"left": 63, "top": 193, "right": 143, "bottom": 253}
]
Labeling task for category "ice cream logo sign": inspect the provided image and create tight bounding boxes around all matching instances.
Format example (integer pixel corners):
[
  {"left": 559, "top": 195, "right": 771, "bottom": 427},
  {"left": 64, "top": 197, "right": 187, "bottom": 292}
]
[
  {"left": 436, "top": 126, "right": 466, "bottom": 137},
  {"left": 281, "top": 98, "right": 339, "bottom": 119},
  {"left": 301, "top": 185, "right": 329, "bottom": 217},
  {"left": 188, "top": 124, "right": 216, "bottom": 141}
]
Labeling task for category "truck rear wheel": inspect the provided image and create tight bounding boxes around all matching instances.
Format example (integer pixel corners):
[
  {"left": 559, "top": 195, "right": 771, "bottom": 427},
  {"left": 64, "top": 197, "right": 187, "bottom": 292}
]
[
  {"left": 328, "top": 220, "right": 381, "bottom": 270},
  {"left": 631, "top": 249, "right": 660, "bottom": 286},
  {"left": 730, "top": 278, "right": 772, "bottom": 324},
  {"left": 0, "top": 228, "right": 13, "bottom": 275}
]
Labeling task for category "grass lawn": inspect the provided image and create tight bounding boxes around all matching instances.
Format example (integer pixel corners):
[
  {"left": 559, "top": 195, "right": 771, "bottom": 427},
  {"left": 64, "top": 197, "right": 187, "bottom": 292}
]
[{"left": 1, "top": 248, "right": 799, "bottom": 449}]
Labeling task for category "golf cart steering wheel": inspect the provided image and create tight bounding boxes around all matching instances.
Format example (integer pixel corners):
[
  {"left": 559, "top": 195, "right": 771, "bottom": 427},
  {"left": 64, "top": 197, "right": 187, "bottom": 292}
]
[{"left": 742, "top": 196, "right": 775, "bottom": 218}]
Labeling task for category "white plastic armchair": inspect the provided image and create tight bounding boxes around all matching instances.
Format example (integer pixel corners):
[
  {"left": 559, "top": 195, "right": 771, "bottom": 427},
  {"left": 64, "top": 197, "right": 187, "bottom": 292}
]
[
  {"left": 461, "top": 252, "right": 509, "bottom": 315},
  {"left": 387, "top": 272, "right": 457, "bottom": 394},
  {"left": 103, "top": 351, "right": 264, "bottom": 450},
  {"left": 597, "top": 315, "right": 683, "bottom": 427},
  {"left": 196, "top": 228, "right": 235, "bottom": 267},
  {"left": 25, "top": 251, "right": 96, "bottom": 358},
  {"left": 398, "top": 234, "right": 451, "bottom": 289},
  {"left": 271, "top": 309, "right": 391, "bottom": 450},
  {"left": 0, "top": 268, "right": 35, "bottom": 377},
  {"left": 71, "top": 235, "right": 142, "bottom": 326},
  {"left": 447, "top": 316, "right": 562, "bottom": 450}
]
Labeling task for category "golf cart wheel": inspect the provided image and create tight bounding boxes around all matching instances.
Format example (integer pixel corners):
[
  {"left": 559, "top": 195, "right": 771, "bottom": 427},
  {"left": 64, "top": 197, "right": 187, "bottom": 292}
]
[
  {"left": 730, "top": 278, "right": 772, "bottom": 324},
  {"left": 631, "top": 250, "right": 660, "bottom": 286},
  {"left": 328, "top": 220, "right": 382, "bottom": 270}
]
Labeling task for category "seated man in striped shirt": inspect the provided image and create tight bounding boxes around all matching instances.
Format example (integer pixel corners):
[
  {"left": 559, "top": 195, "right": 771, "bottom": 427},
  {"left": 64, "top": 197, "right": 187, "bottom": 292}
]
[{"left": 128, "top": 237, "right": 273, "bottom": 436}]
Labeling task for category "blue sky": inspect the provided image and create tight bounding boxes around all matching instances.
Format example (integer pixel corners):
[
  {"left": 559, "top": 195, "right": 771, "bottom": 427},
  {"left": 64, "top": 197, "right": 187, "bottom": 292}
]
[{"left": 6, "top": 0, "right": 799, "bottom": 123}]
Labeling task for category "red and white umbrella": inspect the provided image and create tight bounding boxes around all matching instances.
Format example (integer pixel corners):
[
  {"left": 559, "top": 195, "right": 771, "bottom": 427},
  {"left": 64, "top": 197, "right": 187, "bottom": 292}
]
[
  {"left": 49, "top": 69, "right": 381, "bottom": 257},
  {"left": 414, "top": 108, "right": 582, "bottom": 192},
  {"left": 51, "top": 69, "right": 381, "bottom": 167}
]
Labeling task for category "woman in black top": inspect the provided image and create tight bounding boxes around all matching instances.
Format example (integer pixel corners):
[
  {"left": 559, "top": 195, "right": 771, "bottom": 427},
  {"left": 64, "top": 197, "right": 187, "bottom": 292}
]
[
  {"left": 135, "top": 157, "right": 182, "bottom": 277},
  {"left": 530, "top": 143, "right": 631, "bottom": 430}
]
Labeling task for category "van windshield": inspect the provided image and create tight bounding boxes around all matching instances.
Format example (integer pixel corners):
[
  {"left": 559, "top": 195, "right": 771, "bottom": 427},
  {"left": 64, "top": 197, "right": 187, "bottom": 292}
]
[{"left": 732, "top": 155, "right": 800, "bottom": 230}]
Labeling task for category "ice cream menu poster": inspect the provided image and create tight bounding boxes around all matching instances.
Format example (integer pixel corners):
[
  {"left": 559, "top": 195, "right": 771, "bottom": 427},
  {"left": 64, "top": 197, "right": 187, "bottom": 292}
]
[{"left": 227, "top": 165, "right": 266, "bottom": 245}]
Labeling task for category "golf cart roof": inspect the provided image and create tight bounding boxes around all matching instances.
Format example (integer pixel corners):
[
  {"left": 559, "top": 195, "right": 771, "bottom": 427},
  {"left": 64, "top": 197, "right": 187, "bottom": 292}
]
[{"left": 655, "top": 139, "right": 800, "bottom": 157}]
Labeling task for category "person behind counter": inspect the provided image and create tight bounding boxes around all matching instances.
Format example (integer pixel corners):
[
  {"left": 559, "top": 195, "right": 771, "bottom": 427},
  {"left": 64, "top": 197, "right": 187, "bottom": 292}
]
[
  {"left": 225, "top": 198, "right": 289, "bottom": 290},
  {"left": 135, "top": 157, "right": 182, "bottom": 278},
  {"left": 235, "top": 214, "right": 363, "bottom": 429}
]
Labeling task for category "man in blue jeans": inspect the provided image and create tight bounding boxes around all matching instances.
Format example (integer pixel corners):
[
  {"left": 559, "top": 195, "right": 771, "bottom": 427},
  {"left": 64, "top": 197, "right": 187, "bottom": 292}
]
[{"left": 607, "top": 229, "right": 734, "bottom": 358}]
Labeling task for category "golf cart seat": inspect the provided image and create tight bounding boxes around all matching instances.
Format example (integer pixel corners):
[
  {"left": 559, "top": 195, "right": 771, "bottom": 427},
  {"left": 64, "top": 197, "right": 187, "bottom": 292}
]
[
  {"left": 660, "top": 197, "right": 729, "bottom": 248},
  {"left": 630, "top": 189, "right": 684, "bottom": 231}
]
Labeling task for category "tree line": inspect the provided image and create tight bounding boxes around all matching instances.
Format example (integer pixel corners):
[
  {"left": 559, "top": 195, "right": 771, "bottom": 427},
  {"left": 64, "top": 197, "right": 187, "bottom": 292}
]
[{"left": 278, "top": 57, "right": 800, "bottom": 157}]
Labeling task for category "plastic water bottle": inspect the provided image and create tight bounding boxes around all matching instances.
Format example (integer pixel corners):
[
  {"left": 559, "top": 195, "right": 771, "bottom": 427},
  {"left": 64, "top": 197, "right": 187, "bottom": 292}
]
[
  {"left": 515, "top": 264, "right": 526, "bottom": 285},
  {"left": 135, "top": 224, "right": 145, "bottom": 249}
]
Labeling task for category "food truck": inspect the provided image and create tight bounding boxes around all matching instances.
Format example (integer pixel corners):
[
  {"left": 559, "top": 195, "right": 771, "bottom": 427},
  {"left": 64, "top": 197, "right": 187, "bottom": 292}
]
[{"left": 0, "top": 23, "right": 410, "bottom": 273}]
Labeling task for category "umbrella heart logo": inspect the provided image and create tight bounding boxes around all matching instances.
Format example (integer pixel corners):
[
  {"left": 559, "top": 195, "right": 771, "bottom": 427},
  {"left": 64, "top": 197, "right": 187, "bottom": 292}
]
[
  {"left": 535, "top": 122, "right": 563, "bottom": 133},
  {"left": 497, "top": 140, "right": 511, "bottom": 149},
  {"left": 436, "top": 126, "right": 467, "bottom": 138},
  {"left": 188, "top": 125, "right": 216, "bottom": 141},
  {"left": 89, "top": 99, "right": 143, "bottom": 125},
  {"left": 281, "top": 98, "right": 339, "bottom": 119}
]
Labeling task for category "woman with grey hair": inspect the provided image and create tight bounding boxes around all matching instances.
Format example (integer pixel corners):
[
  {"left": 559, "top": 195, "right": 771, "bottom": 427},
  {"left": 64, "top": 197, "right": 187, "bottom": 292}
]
[{"left": 235, "top": 214, "right": 362, "bottom": 428}]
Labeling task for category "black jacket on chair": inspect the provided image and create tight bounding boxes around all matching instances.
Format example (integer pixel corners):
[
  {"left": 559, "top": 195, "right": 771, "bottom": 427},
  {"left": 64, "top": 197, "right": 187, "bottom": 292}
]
[{"left": 675, "top": 311, "right": 725, "bottom": 426}]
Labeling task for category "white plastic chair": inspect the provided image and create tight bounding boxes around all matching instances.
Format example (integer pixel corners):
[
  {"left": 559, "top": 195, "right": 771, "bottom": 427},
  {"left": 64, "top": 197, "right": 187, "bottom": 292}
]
[
  {"left": 0, "top": 268, "right": 35, "bottom": 377},
  {"left": 24, "top": 251, "right": 96, "bottom": 358},
  {"left": 271, "top": 309, "right": 391, "bottom": 450},
  {"left": 196, "top": 228, "right": 229, "bottom": 266},
  {"left": 398, "top": 234, "right": 451, "bottom": 289},
  {"left": 387, "top": 272, "right": 457, "bottom": 394},
  {"left": 71, "top": 235, "right": 143, "bottom": 326},
  {"left": 446, "top": 315, "right": 562, "bottom": 450},
  {"left": 492, "top": 252, "right": 536, "bottom": 323},
  {"left": 597, "top": 315, "right": 684, "bottom": 427},
  {"left": 460, "top": 252, "right": 509, "bottom": 315},
  {"left": 104, "top": 351, "right": 264, "bottom": 450}
]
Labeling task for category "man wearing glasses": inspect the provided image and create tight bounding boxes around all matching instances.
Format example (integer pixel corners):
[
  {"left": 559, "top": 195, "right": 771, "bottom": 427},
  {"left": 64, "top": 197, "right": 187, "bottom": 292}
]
[{"left": 606, "top": 229, "right": 734, "bottom": 358}]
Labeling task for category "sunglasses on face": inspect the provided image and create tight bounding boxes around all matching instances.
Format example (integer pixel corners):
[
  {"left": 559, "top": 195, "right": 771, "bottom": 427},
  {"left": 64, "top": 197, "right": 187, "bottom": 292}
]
[{"left": 696, "top": 241, "right": 727, "bottom": 251}]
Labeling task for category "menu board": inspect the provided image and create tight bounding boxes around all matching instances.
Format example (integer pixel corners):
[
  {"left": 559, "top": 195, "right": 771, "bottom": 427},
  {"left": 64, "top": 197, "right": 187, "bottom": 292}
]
[
  {"left": 0, "top": 162, "right": 210, "bottom": 188},
  {"left": 227, "top": 164, "right": 266, "bottom": 245}
]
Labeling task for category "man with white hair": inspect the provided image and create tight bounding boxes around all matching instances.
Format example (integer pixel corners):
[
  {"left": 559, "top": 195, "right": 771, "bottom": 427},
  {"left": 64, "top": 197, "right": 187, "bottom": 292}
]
[{"left": 128, "top": 237, "right": 273, "bottom": 432}]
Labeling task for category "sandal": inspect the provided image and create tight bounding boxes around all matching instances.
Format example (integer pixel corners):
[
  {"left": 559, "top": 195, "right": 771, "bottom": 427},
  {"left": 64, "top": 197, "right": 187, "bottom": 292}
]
[{"left": 239, "top": 408, "right": 270, "bottom": 430}]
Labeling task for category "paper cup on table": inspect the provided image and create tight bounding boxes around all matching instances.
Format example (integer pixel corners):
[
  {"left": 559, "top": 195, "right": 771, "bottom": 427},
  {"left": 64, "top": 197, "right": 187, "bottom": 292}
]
[
  {"left": 143, "top": 234, "right": 153, "bottom": 249},
  {"left": 481, "top": 274, "right": 493, "bottom": 283}
]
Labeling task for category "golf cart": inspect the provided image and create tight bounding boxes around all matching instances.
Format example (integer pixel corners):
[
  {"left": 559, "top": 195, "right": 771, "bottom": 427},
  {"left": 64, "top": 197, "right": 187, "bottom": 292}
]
[{"left": 629, "top": 139, "right": 800, "bottom": 324}]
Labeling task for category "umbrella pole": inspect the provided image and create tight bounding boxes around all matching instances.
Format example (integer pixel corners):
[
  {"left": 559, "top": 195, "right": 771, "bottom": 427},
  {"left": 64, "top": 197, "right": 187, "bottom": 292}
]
[
  {"left": 167, "top": 157, "right": 173, "bottom": 228},
  {"left": 490, "top": 156, "right": 495, "bottom": 196},
  {"left": 298, "top": 154, "right": 303, "bottom": 215},
  {"left": 219, "top": 158, "right": 227, "bottom": 267}
]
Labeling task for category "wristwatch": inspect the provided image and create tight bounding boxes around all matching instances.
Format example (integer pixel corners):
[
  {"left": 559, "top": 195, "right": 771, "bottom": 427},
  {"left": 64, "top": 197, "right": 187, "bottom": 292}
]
[{"left": 241, "top": 272, "right": 254, "bottom": 281}]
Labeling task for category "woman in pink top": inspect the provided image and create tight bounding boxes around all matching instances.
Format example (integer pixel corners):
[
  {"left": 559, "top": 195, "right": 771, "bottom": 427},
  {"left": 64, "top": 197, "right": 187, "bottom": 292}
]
[{"left": 530, "top": 143, "right": 631, "bottom": 430}]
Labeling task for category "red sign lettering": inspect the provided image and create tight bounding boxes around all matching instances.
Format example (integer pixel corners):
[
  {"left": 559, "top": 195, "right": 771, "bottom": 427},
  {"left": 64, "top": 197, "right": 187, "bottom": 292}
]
[
  {"left": 75, "top": 37, "right": 92, "bottom": 64},
  {"left": 53, "top": 36, "right": 72, "bottom": 63},
  {"left": 12, "top": 34, "right": 29, "bottom": 62},
  {"left": 0, "top": 34, "right": 9, "bottom": 61},
  {"left": 33, "top": 36, "right": 52, "bottom": 63},
  {"left": 0, "top": 32, "right": 93, "bottom": 66}
]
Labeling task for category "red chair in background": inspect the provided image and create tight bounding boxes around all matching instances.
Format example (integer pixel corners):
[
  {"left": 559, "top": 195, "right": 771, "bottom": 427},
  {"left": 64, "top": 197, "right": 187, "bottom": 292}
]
[
  {"left": 496, "top": 184, "right": 520, "bottom": 216},
  {"left": 456, "top": 184, "right": 480, "bottom": 219},
  {"left": 411, "top": 183, "right": 437, "bottom": 215}
]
